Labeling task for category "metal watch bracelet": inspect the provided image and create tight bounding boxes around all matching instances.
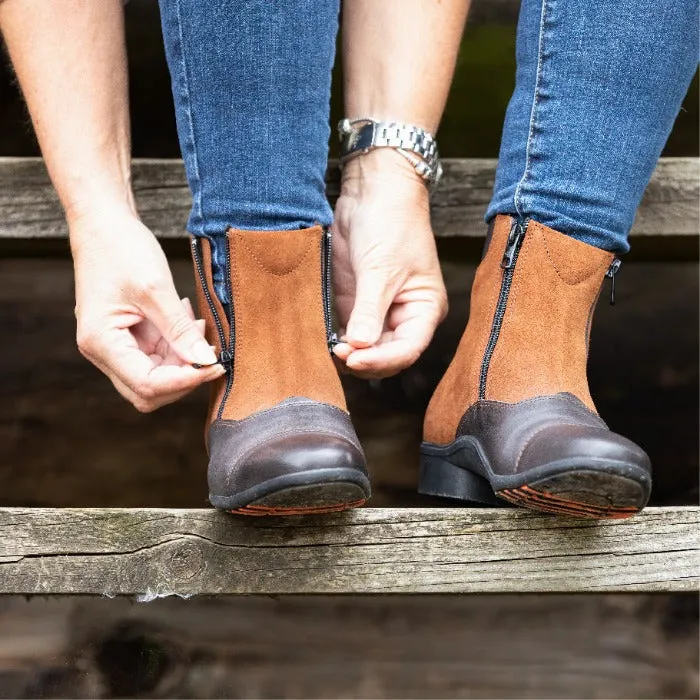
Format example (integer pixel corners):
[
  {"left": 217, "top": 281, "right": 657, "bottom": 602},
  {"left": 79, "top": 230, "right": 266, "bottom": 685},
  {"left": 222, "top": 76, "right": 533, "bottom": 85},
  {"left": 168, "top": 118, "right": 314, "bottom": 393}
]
[{"left": 338, "top": 118, "right": 443, "bottom": 190}]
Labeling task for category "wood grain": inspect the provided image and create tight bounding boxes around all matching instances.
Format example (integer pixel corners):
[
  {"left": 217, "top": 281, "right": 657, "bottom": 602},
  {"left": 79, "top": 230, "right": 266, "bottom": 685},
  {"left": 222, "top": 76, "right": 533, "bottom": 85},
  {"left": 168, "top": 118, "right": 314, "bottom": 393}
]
[
  {"left": 0, "top": 157, "right": 697, "bottom": 240},
  {"left": 0, "top": 594, "right": 696, "bottom": 698},
  {"left": 0, "top": 507, "right": 696, "bottom": 595}
]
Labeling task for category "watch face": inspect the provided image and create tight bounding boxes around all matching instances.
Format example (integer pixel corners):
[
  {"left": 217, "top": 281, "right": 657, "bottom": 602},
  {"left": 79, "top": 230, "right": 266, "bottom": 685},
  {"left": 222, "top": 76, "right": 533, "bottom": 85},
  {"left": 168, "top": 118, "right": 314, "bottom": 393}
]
[{"left": 340, "top": 123, "right": 375, "bottom": 157}]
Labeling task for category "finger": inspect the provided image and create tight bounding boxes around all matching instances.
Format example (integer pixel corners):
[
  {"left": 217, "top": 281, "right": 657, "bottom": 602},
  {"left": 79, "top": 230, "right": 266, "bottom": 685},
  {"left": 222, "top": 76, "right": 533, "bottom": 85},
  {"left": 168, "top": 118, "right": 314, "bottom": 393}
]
[
  {"left": 345, "top": 267, "right": 396, "bottom": 349},
  {"left": 332, "top": 342, "right": 354, "bottom": 362},
  {"left": 181, "top": 296, "right": 196, "bottom": 321},
  {"left": 141, "top": 285, "right": 217, "bottom": 366},
  {"left": 345, "top": 315, "right": 437, "bottom": 377},
  {"left": 130, "top": 296, "right": 199, "bottom": 353},
  {"left": 110, "top": 373, "right": 193, "bottom": 413},
  {"left": 344, "top": 340, "right": 414, "bottom": 379},
  {"left": 143, "top": 299, "right": 200, "bottom": 364},
  {"left": 149, "top": 319, "right": 212, "bottom": 367},
  {"left": 131, "top": 318, "right": 164, "bottom": 355},
  {"left": 91, "top": 328, "right": 224, "bottom": 399}
]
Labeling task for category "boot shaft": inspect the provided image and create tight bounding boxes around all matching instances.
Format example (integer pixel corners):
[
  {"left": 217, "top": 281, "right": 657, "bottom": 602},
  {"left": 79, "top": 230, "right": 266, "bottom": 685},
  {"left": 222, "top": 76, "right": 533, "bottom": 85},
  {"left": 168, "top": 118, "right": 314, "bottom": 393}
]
[
  {"left": 191, "top": 226, "right": 346, "bottom": 426},
  {"left": 424, "top": 215, "right": 616, "bottom": 445}
]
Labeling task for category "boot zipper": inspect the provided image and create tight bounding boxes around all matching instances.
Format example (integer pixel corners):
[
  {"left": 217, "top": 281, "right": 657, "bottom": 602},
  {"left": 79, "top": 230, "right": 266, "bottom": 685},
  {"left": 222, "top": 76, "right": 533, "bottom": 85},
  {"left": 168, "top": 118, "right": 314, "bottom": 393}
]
[
  {"left": 478, "top": 218, "right": 528, "bottom": 400},
  {"left": 191, "top": 237, "right": 235, "bottom": 419},
  {"left": 191, "top": 238, "right": 227, "bottom": 354},
  {"left": 606, "top": 258, "right": 621, "bottom": 305},
  {"left": 321, "top": 227, "right": 338, "bottom": 352},
  {"left": 218, "top": 237, "right": 236, "bottom": 417}
]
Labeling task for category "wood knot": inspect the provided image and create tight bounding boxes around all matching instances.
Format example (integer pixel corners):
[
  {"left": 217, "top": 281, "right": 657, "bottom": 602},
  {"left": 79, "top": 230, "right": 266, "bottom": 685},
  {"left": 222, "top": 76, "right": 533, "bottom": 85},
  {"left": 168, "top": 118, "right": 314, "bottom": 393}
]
[{"left": 168, "top": 541, "right": 204, "bottom": 580}]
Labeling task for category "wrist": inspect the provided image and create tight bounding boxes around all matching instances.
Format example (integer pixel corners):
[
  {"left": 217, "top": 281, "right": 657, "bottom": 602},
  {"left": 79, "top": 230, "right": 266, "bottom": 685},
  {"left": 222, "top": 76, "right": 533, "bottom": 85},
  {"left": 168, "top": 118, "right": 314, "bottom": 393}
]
[
  {"left": 66, "top": 197, "right": 143, "bottom": 254},
  {"left": 340, "top": 148, "right": 429, "bottom": 199},
  {"left": 65, "top": 190, "right": 137, "bottom": 229},
  {"left": 59, "top": 157, "right": 136, "bottom": 225}
]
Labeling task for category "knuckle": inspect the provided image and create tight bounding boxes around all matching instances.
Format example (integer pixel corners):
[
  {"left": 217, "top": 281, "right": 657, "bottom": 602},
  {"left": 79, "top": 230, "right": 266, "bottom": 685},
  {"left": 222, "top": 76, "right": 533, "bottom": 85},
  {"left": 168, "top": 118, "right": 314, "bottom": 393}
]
[
  {"left": 133, "top": 274, "right": 167, "bottom": 300},
  {"left": 132, "top": 398, "right": 156, "bottom": 414},
  {"left": 134, "top": 381, "right": 157, "bottom": 401},
  {"left": 76, "top": 327, "right": 96, "bottom": 355},
  {"left": 166, "top": 313, "right": 194, "bottom": 343}
]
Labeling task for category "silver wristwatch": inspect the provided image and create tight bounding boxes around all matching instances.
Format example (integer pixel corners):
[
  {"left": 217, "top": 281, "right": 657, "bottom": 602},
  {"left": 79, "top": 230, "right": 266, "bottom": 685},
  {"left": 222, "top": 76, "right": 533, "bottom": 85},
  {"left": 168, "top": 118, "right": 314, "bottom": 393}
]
[{"left": 338, "top": 118, "right": 443, "bottom": 190}]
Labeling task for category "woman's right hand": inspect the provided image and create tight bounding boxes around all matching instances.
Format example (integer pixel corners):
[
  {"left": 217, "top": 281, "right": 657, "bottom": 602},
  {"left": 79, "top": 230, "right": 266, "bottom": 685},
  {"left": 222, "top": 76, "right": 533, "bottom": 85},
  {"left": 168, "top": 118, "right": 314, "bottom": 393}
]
[
  {"left": 69, "top": 207, "right": 224, "bottom": 412},
  {"left": 332, "top": 149, "right": 448, "bottom": 378}
]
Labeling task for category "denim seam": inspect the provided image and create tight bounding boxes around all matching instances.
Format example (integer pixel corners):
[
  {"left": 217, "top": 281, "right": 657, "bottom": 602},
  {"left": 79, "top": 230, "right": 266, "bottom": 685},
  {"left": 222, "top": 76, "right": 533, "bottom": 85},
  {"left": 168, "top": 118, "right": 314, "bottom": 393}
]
[
  {"left": 173, "top": 0, "right": 203, "bottom": 232},
  {"left": 513, "top": 0, "right": 550, "bottom": 219}
]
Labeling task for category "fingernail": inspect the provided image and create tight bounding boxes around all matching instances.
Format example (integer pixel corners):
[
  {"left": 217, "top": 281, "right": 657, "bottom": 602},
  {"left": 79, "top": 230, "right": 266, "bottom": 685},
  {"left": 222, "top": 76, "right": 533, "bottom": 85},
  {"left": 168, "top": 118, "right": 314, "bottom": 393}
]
[{"left": 193, "top": 341, "right": 217, "bottom": 366}]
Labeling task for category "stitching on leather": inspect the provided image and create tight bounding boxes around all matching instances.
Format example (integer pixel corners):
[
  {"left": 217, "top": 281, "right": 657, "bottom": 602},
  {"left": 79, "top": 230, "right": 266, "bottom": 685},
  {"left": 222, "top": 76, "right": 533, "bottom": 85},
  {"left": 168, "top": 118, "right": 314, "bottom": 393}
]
[
  {"left": 219, "top": 399, "right": 350, "bottom": 426},
  {"left": 222, "top": 233, "right": 242, "bottom": 420},
  {"left": 234, "top": 229, "right": 316, "bottom": 277},
  {"left": 539, "top": 223, "right": 609, "bottom": 286},
  {"left": 223, "top": 228, "right": 343, "bottom": 418},
  {"left": 458, "top": 393, "right": 605, "bottom": 435}
]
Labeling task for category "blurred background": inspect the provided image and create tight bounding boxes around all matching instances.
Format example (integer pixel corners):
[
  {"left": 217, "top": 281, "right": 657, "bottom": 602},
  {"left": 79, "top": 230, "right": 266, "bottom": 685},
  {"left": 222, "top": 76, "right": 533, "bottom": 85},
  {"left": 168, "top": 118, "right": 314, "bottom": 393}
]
[{"left": 0, "top": 0, "right": 697, "bottom": 697}]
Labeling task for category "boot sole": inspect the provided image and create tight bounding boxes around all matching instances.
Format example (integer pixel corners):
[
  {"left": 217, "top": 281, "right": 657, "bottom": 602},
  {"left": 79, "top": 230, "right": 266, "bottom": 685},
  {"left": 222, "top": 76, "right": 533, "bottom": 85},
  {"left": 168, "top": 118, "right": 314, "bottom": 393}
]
[
  {"left": 496, "top": 472, "right": 643, "bottom": 519},
  {"left": 419, "top": 441, "right": 650, "bottom": 519},
  {"left": 211, "top": 468, "right": 370, "bottom": 516}
]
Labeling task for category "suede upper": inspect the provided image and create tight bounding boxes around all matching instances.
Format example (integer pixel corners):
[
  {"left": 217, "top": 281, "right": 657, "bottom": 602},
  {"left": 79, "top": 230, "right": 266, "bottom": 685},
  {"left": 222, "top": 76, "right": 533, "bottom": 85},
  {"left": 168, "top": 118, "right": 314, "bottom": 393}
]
[
  {"left": 192, "top": 226, "right": 346, "bottom": 427},
  {"left": 424, "top": 215, "right": 613, "bottom": 446}
]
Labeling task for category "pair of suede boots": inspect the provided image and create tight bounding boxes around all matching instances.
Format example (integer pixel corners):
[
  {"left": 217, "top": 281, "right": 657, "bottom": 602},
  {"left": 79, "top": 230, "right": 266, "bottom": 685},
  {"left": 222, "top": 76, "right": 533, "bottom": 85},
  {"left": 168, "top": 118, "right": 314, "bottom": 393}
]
[{"left": 191, "top": 215, "right": 651, "bottom": 519}]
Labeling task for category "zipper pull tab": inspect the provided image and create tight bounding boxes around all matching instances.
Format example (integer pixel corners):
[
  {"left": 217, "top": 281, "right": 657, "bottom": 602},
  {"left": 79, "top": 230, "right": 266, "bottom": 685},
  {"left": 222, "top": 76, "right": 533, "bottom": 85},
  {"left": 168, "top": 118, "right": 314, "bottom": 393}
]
[
  {"left": 606, "top": 258, "right": 621, "bottom": 306},
  {"left": 218, "top": 349, "right": 233, "bottom": 372},
  {"left": 501, "top": 221, "right": 525, "bottom": 269},
  {"left": 327, "top": 332, "right": 339, "bottom": 352}
]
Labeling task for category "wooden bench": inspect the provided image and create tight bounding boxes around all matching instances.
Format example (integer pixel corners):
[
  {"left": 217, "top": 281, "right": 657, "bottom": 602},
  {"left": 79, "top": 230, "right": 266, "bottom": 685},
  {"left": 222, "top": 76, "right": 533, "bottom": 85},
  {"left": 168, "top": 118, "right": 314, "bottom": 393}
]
[
  {"left": 0, "top": 507, "right": 697, "bottom": 596},
  {"left": 0, "top": 156, "right": 697, "bottom": 599},
  {"left": 0, "top": 157, "right": 697, "bottom": 258}
]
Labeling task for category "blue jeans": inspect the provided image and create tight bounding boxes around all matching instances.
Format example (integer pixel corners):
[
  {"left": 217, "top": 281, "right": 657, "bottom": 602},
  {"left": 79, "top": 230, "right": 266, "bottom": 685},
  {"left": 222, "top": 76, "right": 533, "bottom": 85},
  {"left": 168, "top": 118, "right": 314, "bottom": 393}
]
[
  {"left": 158, "top": 0, "right": 339, "bottom": 301},
  {"left": 487, "top": 0, "right": 699, "bottom": 253},
  {"left": 159, "top": 0, "right": 697, "bottom": 287}
]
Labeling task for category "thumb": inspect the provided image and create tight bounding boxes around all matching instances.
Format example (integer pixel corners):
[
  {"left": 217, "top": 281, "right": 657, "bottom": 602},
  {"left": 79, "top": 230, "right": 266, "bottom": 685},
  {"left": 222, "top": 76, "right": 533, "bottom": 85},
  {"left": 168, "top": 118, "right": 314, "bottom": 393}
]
[
  {"left": 143, "top": 287, "right": 218, "bottom": 366},
  {"left": 346, "top": 267, "right": 394, "bottom": 347}
]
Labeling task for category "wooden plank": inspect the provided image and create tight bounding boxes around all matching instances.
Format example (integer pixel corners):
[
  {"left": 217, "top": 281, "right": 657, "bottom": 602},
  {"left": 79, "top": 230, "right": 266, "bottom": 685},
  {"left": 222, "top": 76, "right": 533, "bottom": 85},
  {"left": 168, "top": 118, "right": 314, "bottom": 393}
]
[
  {"left": 0, "top": 594, "right": 696, "bottom": 698},
  {"left": 0, "top": 507, "right": 696, "bottom": 595},
  {"left": 0, "top": 157, "right": 697, "bottom": 240}
]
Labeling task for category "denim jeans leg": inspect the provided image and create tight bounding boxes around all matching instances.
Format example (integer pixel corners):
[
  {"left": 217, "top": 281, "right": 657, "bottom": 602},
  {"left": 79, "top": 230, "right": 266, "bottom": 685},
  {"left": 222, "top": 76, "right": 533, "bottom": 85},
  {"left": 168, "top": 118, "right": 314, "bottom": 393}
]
[
  {"left": 158, "top": 0, "right": 339, "bottom": 301},
  {"left": 486, "top": 0, "right": 699, "bottom": 253}
]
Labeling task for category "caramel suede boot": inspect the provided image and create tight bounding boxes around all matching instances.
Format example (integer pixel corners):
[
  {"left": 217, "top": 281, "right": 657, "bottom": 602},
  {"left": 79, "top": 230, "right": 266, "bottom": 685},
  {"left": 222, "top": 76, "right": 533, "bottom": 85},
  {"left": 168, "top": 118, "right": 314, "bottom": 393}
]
[
  {"left": 191, "top": 226, "right": 370, "bottom": 515},
  {"left": 419, "top": 215, "right": 651, "bottom": 519}
]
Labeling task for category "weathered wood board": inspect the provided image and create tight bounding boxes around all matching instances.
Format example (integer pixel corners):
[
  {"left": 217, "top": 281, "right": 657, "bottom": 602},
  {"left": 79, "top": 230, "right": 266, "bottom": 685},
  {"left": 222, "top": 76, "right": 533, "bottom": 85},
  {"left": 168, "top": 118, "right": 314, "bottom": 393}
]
[
  {"left": 0, "top": 157, "right": 697, "bottom": 241},
  {"left": 0, "top": 507, "right": 696, "bottom": 595}
]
